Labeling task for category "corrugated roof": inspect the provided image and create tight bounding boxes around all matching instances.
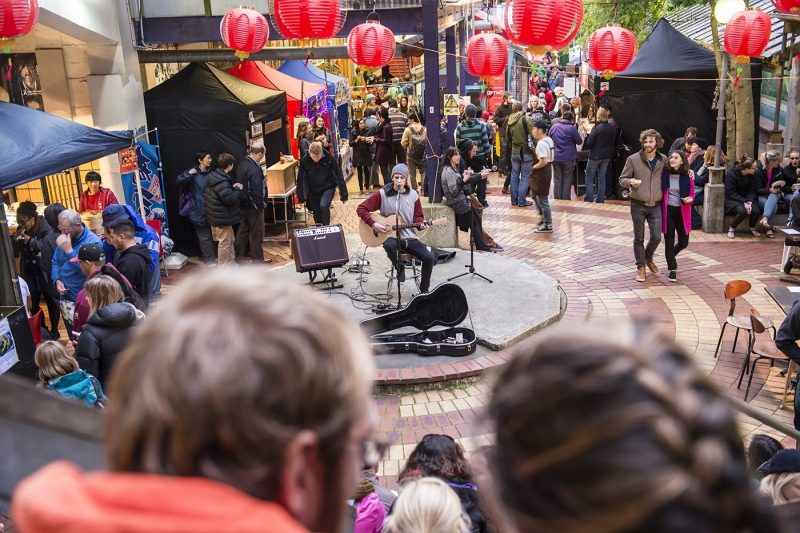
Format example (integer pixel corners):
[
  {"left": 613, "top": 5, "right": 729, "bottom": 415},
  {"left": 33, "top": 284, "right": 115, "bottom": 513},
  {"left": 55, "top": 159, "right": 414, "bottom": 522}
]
[{"left": 666, "top": 0, "right": 786, "bottom": 59}]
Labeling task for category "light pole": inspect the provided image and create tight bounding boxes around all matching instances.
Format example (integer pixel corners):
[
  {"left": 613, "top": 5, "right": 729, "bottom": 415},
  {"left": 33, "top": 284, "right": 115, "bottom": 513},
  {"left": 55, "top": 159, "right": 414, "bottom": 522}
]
[{"left": 703, "top": 0, "right": 742, "bottom": 233}]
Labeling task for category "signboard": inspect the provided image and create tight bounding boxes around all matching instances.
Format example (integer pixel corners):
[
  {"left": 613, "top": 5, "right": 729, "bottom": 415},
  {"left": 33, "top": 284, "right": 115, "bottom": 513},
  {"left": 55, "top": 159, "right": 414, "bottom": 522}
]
[
  {"left": 443, "top": 93, "right": 460, "bottom": 116},
  {"left": 0, "top": 318, "right": 19, "bottom": 375},
  {"left": 121, "top": 141, "right": 170, "bottom": 236}
]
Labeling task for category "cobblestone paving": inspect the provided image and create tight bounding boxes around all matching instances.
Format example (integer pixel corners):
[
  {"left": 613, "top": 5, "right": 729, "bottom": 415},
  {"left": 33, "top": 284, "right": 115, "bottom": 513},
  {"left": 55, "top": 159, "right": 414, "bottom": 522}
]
[{"left": 165, "top": 172, "right": 798, "bottom": 489}]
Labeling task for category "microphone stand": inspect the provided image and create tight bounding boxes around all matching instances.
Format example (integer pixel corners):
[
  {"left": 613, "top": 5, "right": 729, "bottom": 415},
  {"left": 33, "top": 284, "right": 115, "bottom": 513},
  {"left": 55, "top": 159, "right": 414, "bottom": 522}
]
[
  {"left": 394, "top": 185, "right": 403, "bottom": 309},
  {"left": 449, "top": 170, "right": 493, "bottom": 284}
]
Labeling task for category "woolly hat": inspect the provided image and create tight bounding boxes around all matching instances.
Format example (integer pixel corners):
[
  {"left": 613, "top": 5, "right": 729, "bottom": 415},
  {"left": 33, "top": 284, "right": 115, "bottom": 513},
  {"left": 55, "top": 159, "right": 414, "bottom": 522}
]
[
  {"left": 465, "top": 103, "right": 477, "bottom": 118},
  {"left": 481, "top": 110, "right": 490, "bottom": 120},
  {"left": 693, "top": 137, "right": 709, "bottom": 150},
  {"left": 760, "top": 450, "right": 800, "bottom": 475},
  {"left": 391, "top": 163, "right": 409, "bottom": 180}
]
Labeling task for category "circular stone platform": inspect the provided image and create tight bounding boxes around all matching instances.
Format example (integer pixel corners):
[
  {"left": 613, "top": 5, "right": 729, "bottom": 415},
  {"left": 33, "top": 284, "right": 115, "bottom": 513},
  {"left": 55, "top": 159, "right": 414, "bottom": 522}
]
[{"left": 268, "top": 234, "right": 564, "bottom": 386}]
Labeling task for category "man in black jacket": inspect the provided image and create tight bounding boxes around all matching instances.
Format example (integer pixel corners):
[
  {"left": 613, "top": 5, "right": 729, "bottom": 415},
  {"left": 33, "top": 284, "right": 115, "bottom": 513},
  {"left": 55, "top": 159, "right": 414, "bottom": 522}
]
[
  {"left": 235, "top": 144, "right": 267, "bottom": 263},
  {"left": 105, "top": 219, "right": 151, "bottom": 305},
  {"left": 297, "top": 142, "right": 348, "bottom": 225},
  {"left": 493, "top": 91, "right": 513, "bottom": 190},
  {"left": 204, "top": 153, "right": 243, "bottom": 266}
]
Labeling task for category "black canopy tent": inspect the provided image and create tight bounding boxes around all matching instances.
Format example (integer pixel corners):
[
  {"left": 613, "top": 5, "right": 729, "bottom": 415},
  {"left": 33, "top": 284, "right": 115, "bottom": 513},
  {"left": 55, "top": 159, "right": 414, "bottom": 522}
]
[
  {"left": 0, "top": 102, "right": 133, "bottom": 378},
  {"left": 144, "top": 62, "right": 288, "bottom": 257}
]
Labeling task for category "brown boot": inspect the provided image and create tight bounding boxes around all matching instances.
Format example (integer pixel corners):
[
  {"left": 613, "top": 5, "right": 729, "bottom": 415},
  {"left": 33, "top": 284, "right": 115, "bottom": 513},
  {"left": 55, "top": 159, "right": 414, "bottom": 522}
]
[
  {"left": 636, "top": 266, "right": 646, "bottom": 282},
  {"left": 501, "top": 187, "right": 509, "bottom": 194},
  {"left": 646, "top": 258, "right": 659, "bottom": 274}
]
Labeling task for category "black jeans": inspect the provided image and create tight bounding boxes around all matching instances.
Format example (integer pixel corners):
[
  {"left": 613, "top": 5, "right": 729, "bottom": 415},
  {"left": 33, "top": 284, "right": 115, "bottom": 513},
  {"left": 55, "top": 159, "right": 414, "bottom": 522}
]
[
  {"left": 469, "top": 155, "right": 487, "bottom": 204},
  {"left": 728, "top": 203, "right": 762, "bottom": 229},
  {"left": 30, "top": 285, "right": 59, "bottom": 332},
  {"left": 193, "top": 224, "right": 215, "bottom": 263},
  {"left": 306, "top": 188, "right": 336, "bottom": 226},
  {"left": 383, "top": 237, "right": 435, "bottom": 292},
  {"left": 392, "top": 141, "right": 406, "bottom": 166},
  {"left": 455, "top": 208, "right": 491, "bottom": 251},
  {"left": 777, "top": 341, "right": 800, "bottom": 430},
  {"left": 356, "top": 165, "right": 370, "bottom": 191},
  {"left": 664, "top": 205, "right": 689, "bottom": 271},
  {"left": 378, "top": 163, "right": 392, "bottom": 186},
  {"left": 234, "top": 208, "right": 265, "bottom": 262},
  {"left": 630, "top": 202, "right": 662, "bottom": 268}
]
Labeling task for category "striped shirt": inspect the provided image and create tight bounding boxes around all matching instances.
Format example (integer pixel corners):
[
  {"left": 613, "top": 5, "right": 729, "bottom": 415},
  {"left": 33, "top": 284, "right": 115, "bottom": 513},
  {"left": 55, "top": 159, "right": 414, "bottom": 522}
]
[
  {"left": 455, "top": 118, "right": 491, "bottom": 158},
  {"left": 388, "top": 108, "right": 408, "bottom": 142}
]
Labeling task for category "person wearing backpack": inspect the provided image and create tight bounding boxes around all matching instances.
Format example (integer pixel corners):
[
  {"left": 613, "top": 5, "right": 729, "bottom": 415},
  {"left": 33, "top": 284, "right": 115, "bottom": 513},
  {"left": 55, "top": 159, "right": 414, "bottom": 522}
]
[
  {"left": 176, "top": 150, "right": 215, "bottom": 265},
  {"left": 401, "top": 110, "right": 427, "bottom": 193},
  {"left": 506, "top": 102, "right": 535, "bottom": 208}
]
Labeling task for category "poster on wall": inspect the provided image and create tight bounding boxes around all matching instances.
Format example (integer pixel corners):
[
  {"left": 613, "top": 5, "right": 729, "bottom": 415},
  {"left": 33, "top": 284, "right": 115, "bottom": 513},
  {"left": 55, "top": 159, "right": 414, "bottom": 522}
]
[
  {"left": 120, "top": 141, "right": 170, "bottom": 236},
  {"left": 0, "top": 318, "right": 19, "bottom": 375},
  {"left": 0, "top": 53, "right": 44, "bottom": 111}
]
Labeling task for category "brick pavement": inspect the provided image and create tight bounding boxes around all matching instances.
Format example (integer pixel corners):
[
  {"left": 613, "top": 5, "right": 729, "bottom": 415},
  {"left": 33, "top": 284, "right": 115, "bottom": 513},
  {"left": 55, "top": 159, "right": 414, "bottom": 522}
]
[{"left": 163, "top": 172, "right": 798, "bottom": 488}]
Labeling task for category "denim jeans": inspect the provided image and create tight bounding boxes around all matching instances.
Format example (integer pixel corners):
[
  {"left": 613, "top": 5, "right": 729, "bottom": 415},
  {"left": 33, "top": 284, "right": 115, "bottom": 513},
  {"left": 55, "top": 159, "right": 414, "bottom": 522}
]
[
  {"left": 761, "top": 191, "right": 793, "bottom": 224},
  {"left": 584, "top": 159, "right": 610, "bottom": 203},
  {"left": 630, "top": 202, "right": 661, "bottom": 268},
  {"left": 510, "top": 152, "right": 534, "bottom": 205},
  {"left": 534, "top": 195, "right": 552, "bottom": 226}
]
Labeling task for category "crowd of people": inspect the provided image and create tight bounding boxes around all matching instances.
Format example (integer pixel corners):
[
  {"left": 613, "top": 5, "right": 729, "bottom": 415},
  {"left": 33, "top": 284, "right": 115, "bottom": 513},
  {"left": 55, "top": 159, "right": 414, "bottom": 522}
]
[{"left": 9, "top": 267, "right": 800, "bottom": 532}]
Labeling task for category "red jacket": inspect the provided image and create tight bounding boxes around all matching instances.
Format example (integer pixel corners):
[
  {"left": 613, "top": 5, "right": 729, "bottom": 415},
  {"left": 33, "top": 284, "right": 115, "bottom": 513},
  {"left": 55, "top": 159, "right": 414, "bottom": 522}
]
[
  {"left": 79, "top": 187, "right": 119, "bottom": 212},
  {"left": 12, "top": 461, "right": 311, "bottom": 533}
]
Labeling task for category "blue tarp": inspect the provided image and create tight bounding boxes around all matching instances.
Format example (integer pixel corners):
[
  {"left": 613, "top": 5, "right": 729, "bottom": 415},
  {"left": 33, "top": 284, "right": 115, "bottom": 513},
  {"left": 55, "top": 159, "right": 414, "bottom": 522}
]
[
  {"left": 0, "top": 102, "right": 133, "bottom": 190},
  {"left": 278, "top": 60, "right": 350, "bottom": 139}
]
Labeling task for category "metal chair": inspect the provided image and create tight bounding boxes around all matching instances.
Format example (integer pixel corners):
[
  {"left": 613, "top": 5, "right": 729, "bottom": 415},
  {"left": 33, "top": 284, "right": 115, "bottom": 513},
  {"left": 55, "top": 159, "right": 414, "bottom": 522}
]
[
  {"left": 386, "top": 253, "right": 420, "bottom": 294},
  {"left": 781, "top": 360, "right": 797, "bottom": 409},
  {"left": 714, "top": 280, "right": 774, "bottom": 358},
  {"left": 738, "top": 310, "right": 788, "bottom": 401}
]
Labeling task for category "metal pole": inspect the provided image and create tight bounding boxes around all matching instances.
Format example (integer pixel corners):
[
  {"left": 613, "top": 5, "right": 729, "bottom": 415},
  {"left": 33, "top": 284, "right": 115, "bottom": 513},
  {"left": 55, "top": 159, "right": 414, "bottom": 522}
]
[
  {"left": 714, "top": 52, "right": 729, "bottom": 168},
  {"left": 773, "top": 30, "right": 788, "bottom": 134}
]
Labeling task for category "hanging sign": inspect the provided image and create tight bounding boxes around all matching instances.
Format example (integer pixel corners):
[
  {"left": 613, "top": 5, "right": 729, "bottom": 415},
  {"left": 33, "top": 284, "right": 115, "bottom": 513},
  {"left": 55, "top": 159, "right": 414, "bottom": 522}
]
[{"left": 443, "top": 93, "right": 460, "bottom": 116}]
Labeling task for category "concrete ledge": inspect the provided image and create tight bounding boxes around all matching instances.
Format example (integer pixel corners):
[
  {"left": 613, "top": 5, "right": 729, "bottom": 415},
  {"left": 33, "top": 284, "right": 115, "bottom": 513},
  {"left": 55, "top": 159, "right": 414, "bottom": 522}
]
[{"left": 419, "top": 199, "right": 458, "bottom": 248}]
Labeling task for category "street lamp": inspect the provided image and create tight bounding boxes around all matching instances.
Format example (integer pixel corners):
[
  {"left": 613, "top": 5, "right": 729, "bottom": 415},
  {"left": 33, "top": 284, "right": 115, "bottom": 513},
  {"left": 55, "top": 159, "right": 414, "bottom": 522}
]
[{"left": 714, "top": 0, "right": 746, "bottom": 24}]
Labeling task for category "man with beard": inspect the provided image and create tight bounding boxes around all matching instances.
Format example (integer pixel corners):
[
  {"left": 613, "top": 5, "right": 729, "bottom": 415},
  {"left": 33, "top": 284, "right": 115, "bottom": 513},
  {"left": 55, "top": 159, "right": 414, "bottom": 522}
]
[{"left": 619, "top": 129, "right": 668, "bottom": 282}]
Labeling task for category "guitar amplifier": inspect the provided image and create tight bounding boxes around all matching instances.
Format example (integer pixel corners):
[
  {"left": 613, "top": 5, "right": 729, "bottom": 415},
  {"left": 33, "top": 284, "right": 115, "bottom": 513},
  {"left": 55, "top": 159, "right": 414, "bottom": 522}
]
[{"left": 291, "top": 224, "right": 349, "bottom": 273}]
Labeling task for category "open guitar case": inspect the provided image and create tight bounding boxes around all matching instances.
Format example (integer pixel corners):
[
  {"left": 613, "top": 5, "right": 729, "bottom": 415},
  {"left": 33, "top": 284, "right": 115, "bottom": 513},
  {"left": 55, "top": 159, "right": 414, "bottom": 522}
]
[{"left": 360, "top": 283, "right": 476, "bottom": 357}]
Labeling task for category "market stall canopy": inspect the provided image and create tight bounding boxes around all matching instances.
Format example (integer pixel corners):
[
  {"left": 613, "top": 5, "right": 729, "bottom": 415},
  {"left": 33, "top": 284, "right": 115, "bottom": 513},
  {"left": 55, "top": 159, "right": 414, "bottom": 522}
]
[
  {"left": 228, "top": 61, "right": 326, "bottom": 107},
  {"left": 144, "top": 62, "right": 288, "bottom": 256},
  {"left": 0, "top": 102, "right": 133, "bottom": 190},
  {"left": 278, "top": 60, "right": 350, "bottom": 105}
]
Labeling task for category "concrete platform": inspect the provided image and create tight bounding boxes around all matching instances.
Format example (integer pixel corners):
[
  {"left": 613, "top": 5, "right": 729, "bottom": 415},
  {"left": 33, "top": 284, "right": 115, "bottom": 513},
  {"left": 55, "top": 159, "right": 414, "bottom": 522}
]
[{"left": 268, "top": 233, "right": 563, "bottom": 375}]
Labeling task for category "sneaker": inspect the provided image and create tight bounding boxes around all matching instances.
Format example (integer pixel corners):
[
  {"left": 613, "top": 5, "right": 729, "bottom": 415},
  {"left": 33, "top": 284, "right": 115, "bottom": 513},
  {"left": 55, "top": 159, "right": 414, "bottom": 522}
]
[
  {"left": 491, "top": 243, "right": 504, "bottom": 252},
  {"left": 636, "top": 266, "right": 646, "bottom": 282},
  {"left": 519, "top": 201, "right": 534, "bottom": 207},
  {"left": 785, "top": 255, "right": 795, "bottom": 275},
  {"left": 668, "top": 270, "right": 677, "bottom": 282},
  {"left": 645, "top": 258, "right": 659, "bottom": 274},
  {"left": 535, "top": 225, "right": 553, "bottom": 233},
  {"left": 482, "top": 201, "right": 489, "bottom": 208}
]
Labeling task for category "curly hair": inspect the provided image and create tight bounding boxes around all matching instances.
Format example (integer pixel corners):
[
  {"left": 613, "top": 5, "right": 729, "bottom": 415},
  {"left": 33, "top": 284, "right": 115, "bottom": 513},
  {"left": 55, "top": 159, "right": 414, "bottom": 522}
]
[
  {"left": 639, "top": 128, "right": 664, "bottom": 149},
  {"left": 488, "top": 320, "right": 776, "bottom": 533},
  {"left": 398, "top": 434, "right": 473, "bottom": 484}
]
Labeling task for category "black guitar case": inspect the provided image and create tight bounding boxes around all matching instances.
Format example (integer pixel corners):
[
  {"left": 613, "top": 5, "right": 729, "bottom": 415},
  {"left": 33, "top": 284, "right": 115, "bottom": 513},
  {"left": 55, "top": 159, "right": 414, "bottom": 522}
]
[{"left": 360, "top": 283, "right": 476, "bottom": 357}]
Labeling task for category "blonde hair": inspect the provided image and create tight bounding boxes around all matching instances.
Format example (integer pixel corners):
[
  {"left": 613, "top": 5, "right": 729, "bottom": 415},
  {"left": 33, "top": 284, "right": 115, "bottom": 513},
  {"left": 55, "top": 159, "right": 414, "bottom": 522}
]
[
  {"left": 596, "top": 107, "right": 609, "bottom": 123},
  {"left": 383, "top": 477, "right": 471, "bottom": 533},
  {"left": 104, "top": 267, "right": 374, "bottom": 501},
  {"left": 308, "top": 141, "right": 323, "bottom": 155},
  {"left": 86, "top": 274, "right": 124, "bottom": 316},
  {"left": 760, "top": 472, "right": 800, "bottom": 504},
  {"left": 704, "top": 145, "right": 726, "bottom": 167},
  {"left": 34, "top": 340, "right": 78, "bottom": 382}
]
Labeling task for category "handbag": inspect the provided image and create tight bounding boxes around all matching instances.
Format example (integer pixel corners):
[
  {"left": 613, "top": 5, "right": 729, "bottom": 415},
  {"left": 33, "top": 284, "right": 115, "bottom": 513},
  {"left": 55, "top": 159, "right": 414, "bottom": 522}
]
[{"left": 178, "top": 188, "right": 193, "bottom": 217}]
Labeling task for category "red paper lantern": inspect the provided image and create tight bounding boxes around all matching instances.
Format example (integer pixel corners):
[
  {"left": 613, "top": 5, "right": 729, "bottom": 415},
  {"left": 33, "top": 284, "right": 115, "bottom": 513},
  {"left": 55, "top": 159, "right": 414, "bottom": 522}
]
[
  {"left": 348, "top": 21, "right": 395, "bottom": 68},
  {"left": 504, "top": 0, "right": 583, "bottom": 52},
  {"left": 587, "top": 25, "right": 637, "bottom": 79},
  {"left": 272, "top": 0, "right": 345, "bottom": 41},
  {"left": 465, "top": 33, "right": 508, "bottom": 78},
  {"left": 771, "top": 0, "right": 800, "bottom": 14},
  {"left": 724, "top": 10, "right": 771, "bottom": 62},
  {"left": 220, "top": 6, "right": 269, "bottom": 60},
  {"left": 0, "top": 0, "right": 38, "bottom": 42}
]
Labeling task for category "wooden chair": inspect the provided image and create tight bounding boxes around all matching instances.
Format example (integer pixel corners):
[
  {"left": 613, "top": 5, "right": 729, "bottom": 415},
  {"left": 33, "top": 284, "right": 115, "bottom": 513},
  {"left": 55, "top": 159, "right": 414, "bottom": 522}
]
[
  {"left": 738, "top": 310, "right": 788, "bottom": 401},
  {"left": 714, "top": 280, "right": 775, "bottom": 358}
]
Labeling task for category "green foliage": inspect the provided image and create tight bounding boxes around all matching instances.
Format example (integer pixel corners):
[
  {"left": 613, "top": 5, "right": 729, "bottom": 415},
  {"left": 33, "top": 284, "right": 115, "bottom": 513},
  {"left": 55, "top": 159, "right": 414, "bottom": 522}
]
[{"left": 577, "top": 0, "right": 708, "bottom": 45}]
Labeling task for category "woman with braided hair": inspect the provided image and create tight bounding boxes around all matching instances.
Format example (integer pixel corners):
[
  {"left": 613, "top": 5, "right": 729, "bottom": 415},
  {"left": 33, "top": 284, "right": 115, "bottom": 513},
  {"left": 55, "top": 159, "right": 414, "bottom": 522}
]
[{"left": 488, "top": 320, "right": 777, "bottom": 533}]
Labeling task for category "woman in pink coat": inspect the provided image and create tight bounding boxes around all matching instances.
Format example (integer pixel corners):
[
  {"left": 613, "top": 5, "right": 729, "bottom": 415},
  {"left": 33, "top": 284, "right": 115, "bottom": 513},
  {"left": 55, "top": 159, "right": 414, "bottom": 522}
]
[{"left": 661, "top": 150, "right": 695, "bottom": 283}]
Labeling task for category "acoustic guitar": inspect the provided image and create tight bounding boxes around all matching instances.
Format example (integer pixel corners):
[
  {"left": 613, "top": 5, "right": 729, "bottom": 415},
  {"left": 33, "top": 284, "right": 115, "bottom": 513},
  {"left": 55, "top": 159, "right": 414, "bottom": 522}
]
[{"left": 359, "top": 213, "right": 448, "bottom": 247}]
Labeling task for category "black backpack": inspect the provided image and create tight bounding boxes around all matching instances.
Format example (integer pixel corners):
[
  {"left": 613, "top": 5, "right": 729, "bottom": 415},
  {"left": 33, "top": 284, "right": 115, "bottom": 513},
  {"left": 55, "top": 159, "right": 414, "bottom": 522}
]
[
  {"left": 409, "top": 126, "right": 426, "bottom": 161},
  {"left": 100, "top": 265, "right": 146, "bottom": 311}
]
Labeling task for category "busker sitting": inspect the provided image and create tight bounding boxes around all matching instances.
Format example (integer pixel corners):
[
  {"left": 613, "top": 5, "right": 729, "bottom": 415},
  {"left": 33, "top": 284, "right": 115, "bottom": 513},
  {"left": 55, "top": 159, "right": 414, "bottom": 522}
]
[{"left": 356, "top": 163, "right": 435, "bottom": 293}]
